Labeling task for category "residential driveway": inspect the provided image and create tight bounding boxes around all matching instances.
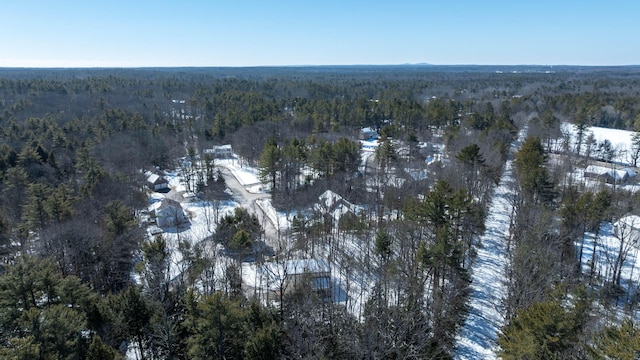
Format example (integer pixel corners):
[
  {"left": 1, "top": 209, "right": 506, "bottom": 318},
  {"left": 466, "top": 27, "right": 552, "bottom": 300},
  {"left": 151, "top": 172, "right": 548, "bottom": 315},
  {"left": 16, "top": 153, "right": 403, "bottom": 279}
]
[{"left": 217, "top": 166, "right": 279, "bottom": 249}]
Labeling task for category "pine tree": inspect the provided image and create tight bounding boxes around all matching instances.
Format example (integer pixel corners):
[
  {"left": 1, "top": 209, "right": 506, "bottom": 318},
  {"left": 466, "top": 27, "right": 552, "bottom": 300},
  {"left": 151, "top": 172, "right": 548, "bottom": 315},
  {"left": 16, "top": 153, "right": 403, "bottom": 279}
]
[
  {"left": 45, "top": 182, "right": 75, "bottom": 223},
  {"left": 86, "top": 335, "right": 124, "bottom": 360},
  {"left": 103, "top": 286, "right": 153, "bottom": 360},
  {"left": 0, "top": 257, "right": 97, "bottom": 358},
  {"left": 258, "top": 137, "right": 281, "bottom": 190},
  {"left": 630, "top": 132, "right": 640, "bottom": 167},
  {"left": 589, "top": 319, "right": 640, "bottom": 360},
  {"left": 498, "top": 298, "right": 583, "bottom": 359},
  {"left": 21, "top": 182, "right": 52, "bottom": 232},
  {"left": 514, "top": 136, "right": 554, "bottom": 204}
]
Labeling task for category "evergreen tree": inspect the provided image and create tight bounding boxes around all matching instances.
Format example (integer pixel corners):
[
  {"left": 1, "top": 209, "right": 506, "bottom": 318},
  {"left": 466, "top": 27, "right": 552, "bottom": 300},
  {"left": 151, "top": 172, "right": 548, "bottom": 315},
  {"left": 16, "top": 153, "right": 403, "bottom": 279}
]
[
  {"left": 630, "top": 131, "right": 640, "bottom": 167},
  {"left": 0, "top": 256, "right": 97, "bottom": 359},
  {"left": 85, "top": 335, "right": 124, "bottom": 360},
  {"left": 139, "top": 236, "right": 171, "bottom": 303},
  {"left": 103, "top": 286, "right": 153, "bottom": 360},
  {"left": 21, "top": 182, "right": 52, "bottom": 232},
  {"left": 514, "top": 136, "right": 554, "bottom": 204},
  {"left": 332, "top": 137, "right": 361, "bottom": 174},
  {"left": 375, "top": 135, "right": 397, "bottom": 172},
  {"left": 258, "top": 137, "right": 281, "bottom": 191},
  {"left": 589, "top": 319, "right": 640, "bottom": 360},
  {"left": 498, "top": 296, "right": 585, "bottom": 359},
  {"left": 45, "top": 182, "right": 75, "bottom": 223}
]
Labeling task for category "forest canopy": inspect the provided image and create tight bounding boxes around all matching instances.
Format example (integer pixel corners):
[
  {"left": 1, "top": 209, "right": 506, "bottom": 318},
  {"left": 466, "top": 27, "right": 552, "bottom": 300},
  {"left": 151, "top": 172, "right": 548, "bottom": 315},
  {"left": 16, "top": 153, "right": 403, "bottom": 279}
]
[{"left": 2, "top": 65, "right": 640, "bottom": 359}]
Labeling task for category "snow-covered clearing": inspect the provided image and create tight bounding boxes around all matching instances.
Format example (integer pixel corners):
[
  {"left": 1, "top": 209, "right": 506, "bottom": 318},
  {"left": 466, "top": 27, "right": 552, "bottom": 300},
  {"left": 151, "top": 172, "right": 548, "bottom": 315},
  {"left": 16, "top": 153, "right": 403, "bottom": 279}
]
[
  {"left": 561, "top": 122, "right": 637, "bottom": 166},
  {"left": 454, "top": 127, "right": 527, "bottom": 359}
]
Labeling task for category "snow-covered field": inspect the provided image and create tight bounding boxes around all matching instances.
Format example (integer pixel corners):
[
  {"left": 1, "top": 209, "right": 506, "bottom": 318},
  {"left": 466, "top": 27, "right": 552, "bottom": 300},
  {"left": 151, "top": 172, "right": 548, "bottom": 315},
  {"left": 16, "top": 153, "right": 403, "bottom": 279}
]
[{"left": 561, "top": 122, "right": 637, "bottom": 166}]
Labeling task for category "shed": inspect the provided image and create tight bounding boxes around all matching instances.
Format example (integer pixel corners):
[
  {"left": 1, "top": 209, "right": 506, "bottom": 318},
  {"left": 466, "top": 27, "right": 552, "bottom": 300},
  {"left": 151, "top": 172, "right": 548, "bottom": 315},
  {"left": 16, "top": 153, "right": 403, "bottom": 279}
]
[{"left": 147, "top": 173, "right": 169, "bottom": 191}]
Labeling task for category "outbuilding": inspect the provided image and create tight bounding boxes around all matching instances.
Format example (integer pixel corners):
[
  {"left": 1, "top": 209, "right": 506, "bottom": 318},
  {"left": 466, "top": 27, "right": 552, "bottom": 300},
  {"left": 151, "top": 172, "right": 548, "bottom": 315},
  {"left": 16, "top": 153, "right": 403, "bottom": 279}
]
[{"left": 147, "top": 173, "right": 170, "bottom": 191}]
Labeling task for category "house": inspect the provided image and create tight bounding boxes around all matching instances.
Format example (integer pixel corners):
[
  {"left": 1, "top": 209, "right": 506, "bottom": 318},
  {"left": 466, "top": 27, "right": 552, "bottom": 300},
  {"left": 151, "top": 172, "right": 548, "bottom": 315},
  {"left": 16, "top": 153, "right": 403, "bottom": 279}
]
[
  {"left": 204, "top": 144, "right": 233, "bottom": 158},
  {"left": 584, "top": 165, "right": 637, "bottom": 184},
  {"left": 614, "top": 215, "right": 640, "bottom": 246},
  {"left": 284, "top": 259, "right": 331, "bottom": 299},
  {"left": 359, "top": 127, "right": 379, "bottom": 140},
  {"left": 154, "top": 199, "right": 189, "bottom": 228},
  {"left": 146, "top": 173, "right": 169, "bottom": 191}
]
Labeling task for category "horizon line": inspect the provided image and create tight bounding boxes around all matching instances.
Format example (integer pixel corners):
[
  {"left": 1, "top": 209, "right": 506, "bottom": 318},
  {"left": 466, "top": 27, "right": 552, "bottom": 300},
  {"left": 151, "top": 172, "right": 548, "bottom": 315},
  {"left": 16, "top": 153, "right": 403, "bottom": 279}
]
[{"left": 1, "top": 63, "right": 640, "bottom": 70}]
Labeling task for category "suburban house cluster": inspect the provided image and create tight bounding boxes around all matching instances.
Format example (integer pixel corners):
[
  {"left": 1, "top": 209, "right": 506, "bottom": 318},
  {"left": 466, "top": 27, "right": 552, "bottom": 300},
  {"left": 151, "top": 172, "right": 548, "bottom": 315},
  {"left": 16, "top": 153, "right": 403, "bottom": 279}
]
[{"left": 145, "top": 171, "right": 189, "bottom": 231}]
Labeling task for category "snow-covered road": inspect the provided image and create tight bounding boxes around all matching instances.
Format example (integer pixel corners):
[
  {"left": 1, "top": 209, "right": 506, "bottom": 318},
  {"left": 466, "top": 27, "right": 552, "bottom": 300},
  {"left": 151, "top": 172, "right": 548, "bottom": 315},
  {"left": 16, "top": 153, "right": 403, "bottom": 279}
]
[{"left": 454, "top": 127, "right": 527, "bottom": 359}]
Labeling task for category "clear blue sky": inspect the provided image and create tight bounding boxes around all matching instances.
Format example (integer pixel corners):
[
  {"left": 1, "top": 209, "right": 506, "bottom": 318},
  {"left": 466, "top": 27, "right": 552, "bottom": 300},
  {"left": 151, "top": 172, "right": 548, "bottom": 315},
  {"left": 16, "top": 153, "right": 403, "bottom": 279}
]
[{"left": 0, "top": 0, "right": 638, "bottom": 67}]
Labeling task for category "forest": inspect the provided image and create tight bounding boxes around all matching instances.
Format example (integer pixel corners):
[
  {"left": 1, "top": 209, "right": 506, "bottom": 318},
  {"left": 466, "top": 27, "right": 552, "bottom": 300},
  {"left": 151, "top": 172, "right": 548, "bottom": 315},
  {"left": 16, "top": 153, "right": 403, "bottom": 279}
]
[{"left": 2, "top": 65, "right": 640, "bottom": 359}]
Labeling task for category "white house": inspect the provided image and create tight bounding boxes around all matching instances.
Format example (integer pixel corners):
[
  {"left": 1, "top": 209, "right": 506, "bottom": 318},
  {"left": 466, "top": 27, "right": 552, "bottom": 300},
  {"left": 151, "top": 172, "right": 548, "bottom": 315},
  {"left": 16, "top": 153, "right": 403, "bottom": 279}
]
[
  {"left": 204, "top": 145, "right": 233, "bottom": 158},
  {"left": 154, "top": 199, "right": 189, "bottom": 228}
]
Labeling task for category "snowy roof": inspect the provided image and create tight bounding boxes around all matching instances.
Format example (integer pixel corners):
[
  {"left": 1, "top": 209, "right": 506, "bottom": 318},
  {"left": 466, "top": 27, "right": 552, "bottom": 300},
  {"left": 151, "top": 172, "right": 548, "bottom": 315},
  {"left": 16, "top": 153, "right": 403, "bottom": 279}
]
[
  {"left": 204, "top": 144, "right": 233, "bottom": 154},
  {"left": 584, "top": 165, "right": 634, "bottom": 180},
  {"left": 615, "top": 215, "right": 640, "bottom": 230},
  {"left": 285, "top": 259, "right": 330, "bottom": 275},
  {"left": 146, "top": 173, "right": 168, "bottom": 184},
  {"left": 158, "top": 198, "right": 182, "bottom": 211},
  {"left": 614, "top": 215, "right": 640, "bottom": 245},
  {"left": 624, "top": 168, "right": 637, "bottom": 177},
  {"left": 584, "top": 165, "right": 610, "bottom": 174},
  {"left": 608, "top": 169, "right": 629, "bottom": 180},
  {"left": 318, "top": 190, "right": 344, "bottom": 211},
  {"left": 315, "top": 190, "right": 360, "bottom": 222}
]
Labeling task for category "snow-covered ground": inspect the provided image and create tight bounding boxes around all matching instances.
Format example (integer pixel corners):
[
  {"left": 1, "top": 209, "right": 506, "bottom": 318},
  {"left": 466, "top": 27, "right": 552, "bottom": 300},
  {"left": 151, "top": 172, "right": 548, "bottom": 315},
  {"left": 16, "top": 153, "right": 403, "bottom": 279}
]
[
  {"left": 454, "top": 127, "right": 527, "bottom": 359},
  {"left": 454, "top": 123, "right": 640, "bottom": 359},
  {"left": 579, "top": 218, "right": 640, "bottom": 320},
  {"left": 561, "top": 122, "right": 637, "bottom": 166}
]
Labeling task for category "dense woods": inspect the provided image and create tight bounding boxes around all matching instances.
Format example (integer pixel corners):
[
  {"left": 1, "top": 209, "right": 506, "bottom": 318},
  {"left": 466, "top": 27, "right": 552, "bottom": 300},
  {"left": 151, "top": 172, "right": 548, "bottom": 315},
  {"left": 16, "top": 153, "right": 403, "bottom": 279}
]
[{"left": 2, "top": 65, "right": 640, "bottom": 358}]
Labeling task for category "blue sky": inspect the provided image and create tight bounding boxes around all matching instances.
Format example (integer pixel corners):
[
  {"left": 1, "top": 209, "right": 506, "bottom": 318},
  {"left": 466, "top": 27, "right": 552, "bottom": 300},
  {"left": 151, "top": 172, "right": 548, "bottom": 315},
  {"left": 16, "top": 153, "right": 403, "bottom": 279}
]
[{"left": 0, "top": 0, "right": 638, "bottom": 67}]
